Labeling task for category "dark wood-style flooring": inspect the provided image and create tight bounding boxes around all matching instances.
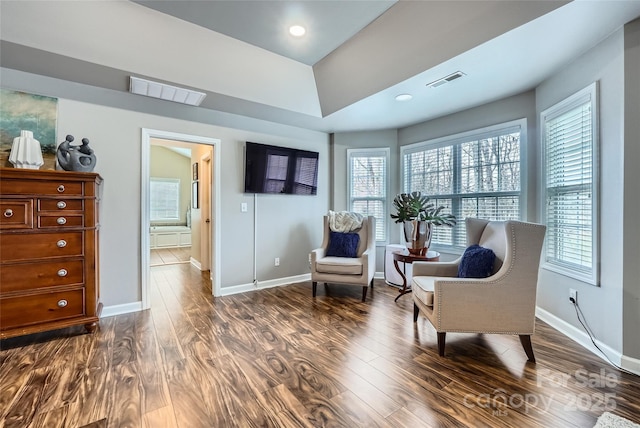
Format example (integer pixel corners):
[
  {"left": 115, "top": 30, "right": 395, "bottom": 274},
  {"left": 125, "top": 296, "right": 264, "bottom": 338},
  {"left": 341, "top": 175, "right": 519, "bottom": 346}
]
[{"left": 1, "top": 263, "right": 639, "bottom": 427}]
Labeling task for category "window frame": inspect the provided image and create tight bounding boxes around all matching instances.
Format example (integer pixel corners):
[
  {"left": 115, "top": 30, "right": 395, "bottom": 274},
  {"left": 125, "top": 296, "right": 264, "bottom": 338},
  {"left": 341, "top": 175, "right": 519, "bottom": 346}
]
[
  {"left": 150, "top": 177, "right": 181, "bottom": 222},
  {"left": 540, "top": 82, "right": 599, "bottom": 285},
  {"left": 347, "top": 147, "right": 390, "bottom": 245},
  {"left": 400, "top": 118, "right": 527, "bottom": 252}
]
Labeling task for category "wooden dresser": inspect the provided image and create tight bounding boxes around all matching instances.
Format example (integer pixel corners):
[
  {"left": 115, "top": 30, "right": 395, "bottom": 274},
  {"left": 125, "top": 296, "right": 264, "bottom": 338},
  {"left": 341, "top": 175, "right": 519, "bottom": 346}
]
[{"left": 0, "top": 167, "right": 103, "bottom": 339}]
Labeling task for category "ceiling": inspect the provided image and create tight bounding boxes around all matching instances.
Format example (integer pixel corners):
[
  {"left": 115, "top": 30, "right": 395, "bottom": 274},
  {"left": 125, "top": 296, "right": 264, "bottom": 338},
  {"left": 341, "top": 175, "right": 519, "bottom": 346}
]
[
  {"left": 132, "top": 0, "right": 397, "bottom": 66},
  {"left": 2, "top": 1, "right": 640, "bottom": 134}
]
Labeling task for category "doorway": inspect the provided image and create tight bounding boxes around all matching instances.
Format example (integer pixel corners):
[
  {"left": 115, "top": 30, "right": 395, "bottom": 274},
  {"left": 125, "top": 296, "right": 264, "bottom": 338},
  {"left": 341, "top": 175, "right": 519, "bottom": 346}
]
[{"left": 141, "top": 129, "right": 221, "bottom": 310}]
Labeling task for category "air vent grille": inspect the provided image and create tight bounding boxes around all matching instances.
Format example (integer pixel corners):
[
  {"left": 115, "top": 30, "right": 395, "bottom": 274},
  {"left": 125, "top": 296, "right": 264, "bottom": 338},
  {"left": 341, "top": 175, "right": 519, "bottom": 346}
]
[
  {"left": 129, "top": 76, "right": 206, "bottom": 106},
  {"left": 426, "top": 71, "right": 466, "bottom": 88}
]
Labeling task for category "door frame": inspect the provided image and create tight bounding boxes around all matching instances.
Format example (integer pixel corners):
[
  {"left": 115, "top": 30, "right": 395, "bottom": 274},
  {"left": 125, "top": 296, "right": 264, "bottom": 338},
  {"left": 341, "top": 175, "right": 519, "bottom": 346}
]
[
  {"left": 141, "top": 128, "right": 222, "bottom": 309},
  {"left": 199, "top": 152, "right": 212, "bottom": 272}
]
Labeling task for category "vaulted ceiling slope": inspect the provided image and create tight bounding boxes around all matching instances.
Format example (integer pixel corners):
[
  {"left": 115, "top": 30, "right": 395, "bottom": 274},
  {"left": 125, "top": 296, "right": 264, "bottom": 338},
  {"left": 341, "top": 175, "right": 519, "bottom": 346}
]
[{"left": 2, "top": 1, "right": 640, "bottom": 133}]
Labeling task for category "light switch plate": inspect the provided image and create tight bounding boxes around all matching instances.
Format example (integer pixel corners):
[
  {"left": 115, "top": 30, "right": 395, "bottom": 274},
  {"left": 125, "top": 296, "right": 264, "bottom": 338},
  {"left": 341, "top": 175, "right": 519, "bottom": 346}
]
[{"left": 241, "top": 202, "right": 248, "bottom": 212}]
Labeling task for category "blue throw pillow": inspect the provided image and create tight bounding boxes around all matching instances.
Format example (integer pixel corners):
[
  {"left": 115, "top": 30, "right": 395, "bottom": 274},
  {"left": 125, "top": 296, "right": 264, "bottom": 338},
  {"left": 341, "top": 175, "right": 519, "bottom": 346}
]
[
  {"left": 326, "top": 231, "right": 360, "bottom": 258},
  {"left": 458, "top": 244, "right": 496, "bottom": 278}
]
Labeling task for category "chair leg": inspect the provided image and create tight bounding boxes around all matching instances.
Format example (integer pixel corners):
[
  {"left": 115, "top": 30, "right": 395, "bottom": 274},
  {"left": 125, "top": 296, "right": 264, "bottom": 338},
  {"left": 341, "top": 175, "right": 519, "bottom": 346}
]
[
  {"left": 312, "top": 281, "right": 317, "bottom": 297},
  {"left": 362, "top": 286, "right": 368, "bottom": 302},
  {"left": 437, "top": 332, "right": 446, "bottom": 357},
  {"left": 413, "top": 303, "right": 419, "bottom": 322},
  {"left": 370, "top": 278, "right": 374, "bottom": 289},
  {"left": 519, "top": 335, "right": 536, "bottom": 362}
]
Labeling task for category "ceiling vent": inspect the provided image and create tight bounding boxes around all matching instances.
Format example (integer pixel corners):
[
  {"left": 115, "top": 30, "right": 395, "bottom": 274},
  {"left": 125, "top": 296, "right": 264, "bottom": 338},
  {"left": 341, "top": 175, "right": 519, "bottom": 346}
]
[
  {"left": 129, "top": 76, "right": 206, "bottom": 106},
  {"left": 426, "top": 71, "right": 466, "bottom": 89}
]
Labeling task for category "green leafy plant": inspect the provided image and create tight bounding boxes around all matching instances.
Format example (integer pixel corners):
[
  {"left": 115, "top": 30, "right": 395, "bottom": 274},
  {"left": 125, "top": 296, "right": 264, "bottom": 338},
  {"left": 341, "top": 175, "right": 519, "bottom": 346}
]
[{"left": 390, "top": 191, "right": 457, "bottom": 226}]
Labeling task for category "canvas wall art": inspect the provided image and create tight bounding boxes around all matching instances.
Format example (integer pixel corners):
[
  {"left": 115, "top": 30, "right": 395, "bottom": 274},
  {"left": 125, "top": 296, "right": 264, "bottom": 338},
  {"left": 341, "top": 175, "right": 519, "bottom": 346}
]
[{"left": 0, "top": 89, "right": 58, "bottom": 170}]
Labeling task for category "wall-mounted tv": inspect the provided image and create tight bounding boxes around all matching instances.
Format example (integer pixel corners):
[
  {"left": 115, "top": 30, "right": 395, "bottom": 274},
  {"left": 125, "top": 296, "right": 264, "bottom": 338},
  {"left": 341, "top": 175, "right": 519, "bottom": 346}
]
[{"left": 244, "top": 142, "right": 318, "bottom": 195}]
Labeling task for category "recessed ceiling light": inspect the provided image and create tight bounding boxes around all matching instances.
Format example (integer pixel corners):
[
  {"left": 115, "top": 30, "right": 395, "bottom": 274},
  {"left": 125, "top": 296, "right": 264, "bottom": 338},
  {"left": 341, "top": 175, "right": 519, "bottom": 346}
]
[
  {"left": 289, "top": 25, "right": 306, "bottom": 37},
  {"left": 395, "top": 94, "right": 413, "bottom": 101}
]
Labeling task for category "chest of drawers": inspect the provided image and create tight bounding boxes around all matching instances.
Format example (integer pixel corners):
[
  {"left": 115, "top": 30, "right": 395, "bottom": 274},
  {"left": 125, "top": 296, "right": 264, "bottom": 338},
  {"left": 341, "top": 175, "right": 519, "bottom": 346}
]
[{"left": 0, "top": 167, "right": 102, "bottom": 339}]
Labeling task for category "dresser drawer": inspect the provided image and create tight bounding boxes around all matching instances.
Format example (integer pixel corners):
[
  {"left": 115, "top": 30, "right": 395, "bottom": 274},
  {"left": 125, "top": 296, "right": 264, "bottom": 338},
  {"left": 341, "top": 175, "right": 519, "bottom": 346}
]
[
  {"left": 38, "top": 199, "right": 84, "bottom": 212},
  {"left": 0, "top": 199, "right": 33, "bottom": 230},
  {"left": 0, "top": 231, "right": 83, "bottom": 262},
  {"left": 38, "top": 215, "right": 84, "bottom": 228},
  {"left": 0, "top": 259, "right": 84, "bottom": 293},
  {"left": 0, "top": 180, "right": 83, "bottom": 196},
  {"left": 0, "top": 288, "right": 85, "bottom": 330}
]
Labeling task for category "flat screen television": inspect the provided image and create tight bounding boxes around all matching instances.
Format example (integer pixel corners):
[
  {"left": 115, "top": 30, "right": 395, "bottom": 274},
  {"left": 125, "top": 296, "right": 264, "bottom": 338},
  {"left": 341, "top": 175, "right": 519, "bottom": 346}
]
[{"left": 244, "top": 142, "right": 319, "bottom": 195}]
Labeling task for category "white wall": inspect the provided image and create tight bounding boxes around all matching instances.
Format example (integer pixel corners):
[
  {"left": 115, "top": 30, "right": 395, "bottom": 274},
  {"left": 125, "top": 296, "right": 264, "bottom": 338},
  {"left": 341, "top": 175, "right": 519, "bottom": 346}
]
[{"left": 535, "top": 29, "right": 625, "bottom": 353}]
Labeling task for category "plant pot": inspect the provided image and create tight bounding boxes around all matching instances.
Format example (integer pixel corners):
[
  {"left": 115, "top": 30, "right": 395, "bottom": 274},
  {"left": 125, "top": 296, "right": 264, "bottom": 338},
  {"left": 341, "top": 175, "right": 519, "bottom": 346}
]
[{"left": 403, "top": 220, "right": 433, "bottom": 255}]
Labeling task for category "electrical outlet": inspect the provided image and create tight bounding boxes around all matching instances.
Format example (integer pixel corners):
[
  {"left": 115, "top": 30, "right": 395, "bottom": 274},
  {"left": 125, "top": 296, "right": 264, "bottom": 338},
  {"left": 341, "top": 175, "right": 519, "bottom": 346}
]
[
  {"left": 241, "top": 202, "right": 248, "bottom": 212},
  {"left": 274, "top": 257, "right": 280, "bottom": 267},
  {"left": 569, "top": 288, "right": 577, "bottom": 303},
  {"left": 308, "top": 254, "right": 311, "bottom": 264}
]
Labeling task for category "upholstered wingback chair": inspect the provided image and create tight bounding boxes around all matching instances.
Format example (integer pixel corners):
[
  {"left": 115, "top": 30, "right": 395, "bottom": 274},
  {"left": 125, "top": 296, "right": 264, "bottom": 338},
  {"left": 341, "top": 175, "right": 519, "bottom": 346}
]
[
  {"left": 310, "top": 215, "right": 376, "bottom": 301},
  {"left": 411, "top": 218, "right": 546, "bottom": 361}
]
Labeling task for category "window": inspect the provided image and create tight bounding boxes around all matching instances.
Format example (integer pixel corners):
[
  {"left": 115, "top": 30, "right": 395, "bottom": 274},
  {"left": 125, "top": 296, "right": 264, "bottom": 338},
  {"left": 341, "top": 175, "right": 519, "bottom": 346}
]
[
  {"left": 401, "top": 119, "right": 525, "bottom": 249},
  {"left": 347, "top": 148, "right": 389, "bottom": 242},
  {"left": 541, "top": 83, "right": 598, "bottom": 285},
  {"left": 150, "top": 178, "right": 180, "bottom": 221}
]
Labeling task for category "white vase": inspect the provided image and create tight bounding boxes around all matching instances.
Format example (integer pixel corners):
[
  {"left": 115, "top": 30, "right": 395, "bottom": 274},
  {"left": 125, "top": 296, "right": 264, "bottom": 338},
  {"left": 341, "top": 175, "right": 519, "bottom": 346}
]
[{"left": 9, "top": 130, "right": 44, "bottom": 169}]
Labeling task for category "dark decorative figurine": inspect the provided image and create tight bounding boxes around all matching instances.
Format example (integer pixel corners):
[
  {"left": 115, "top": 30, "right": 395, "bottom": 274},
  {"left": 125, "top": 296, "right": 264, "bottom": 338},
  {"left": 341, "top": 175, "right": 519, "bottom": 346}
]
[{"left": 56, "top": 135, "right": 97, "bottom": 172}]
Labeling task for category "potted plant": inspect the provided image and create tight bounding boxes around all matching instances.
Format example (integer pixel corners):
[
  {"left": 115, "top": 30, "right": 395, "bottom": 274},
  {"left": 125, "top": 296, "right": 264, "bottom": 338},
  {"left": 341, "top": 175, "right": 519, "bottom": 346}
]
[{"left": 390, "top": 191, "right": 457, "bottom": 254}]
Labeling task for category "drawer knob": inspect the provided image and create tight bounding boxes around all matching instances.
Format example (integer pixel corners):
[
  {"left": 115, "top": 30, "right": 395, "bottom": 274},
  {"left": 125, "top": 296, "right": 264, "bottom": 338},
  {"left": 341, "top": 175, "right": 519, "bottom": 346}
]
[
  {"left": 57, "top": 299, "right": 68, "bottom": 308},
  {"left": 3, "top": 209, "right": 13, "bottom": 218},
  {"left": 57, "top": 217, "right": 67, "bottom": 225},
  {"left": 57, "top": 268, "right": 68, "bottom": 277},
  {"left": 57, "top": 239, "right": 67, "bottom": 248},
  {"left": 57, "top": 201, "right": 67, "bottom": 209},
  {"left": 57, "top": 185, "right": 65, "bottom": 193}
]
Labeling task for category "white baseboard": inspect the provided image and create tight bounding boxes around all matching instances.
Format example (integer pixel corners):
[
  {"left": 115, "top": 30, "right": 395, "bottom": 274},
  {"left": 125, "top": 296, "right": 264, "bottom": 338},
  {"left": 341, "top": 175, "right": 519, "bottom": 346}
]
[
  {"left": 621, "top": 355, "right": 640, "bottom": 375},
  {"left": 220, "top": 273, "right": 312, "bottom": 296},
  {"left": 536, "top": 306, "right": 640, "bottom": 375},
  {"left": 101, "top": 301, "right": 143, "bottom": 318},
  {"left": 190, "top": 257, "right": 201, "bottom": 270},
  {"left": 374, "top": 271, "right": 384, "bottom": 279}
]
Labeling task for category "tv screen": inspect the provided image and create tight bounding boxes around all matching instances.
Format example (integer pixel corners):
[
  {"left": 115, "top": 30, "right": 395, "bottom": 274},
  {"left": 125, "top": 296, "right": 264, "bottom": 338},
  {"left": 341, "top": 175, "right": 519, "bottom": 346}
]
[{"left": 244, "top": 142, "right": 318, "bottom": 195}]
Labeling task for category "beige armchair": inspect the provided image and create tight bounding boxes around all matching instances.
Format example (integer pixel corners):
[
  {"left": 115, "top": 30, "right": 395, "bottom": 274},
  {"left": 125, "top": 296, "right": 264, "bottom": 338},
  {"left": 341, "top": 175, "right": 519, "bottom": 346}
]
[
  {"left": 311, "top": 215, "right": 376, "bottom": 301},
  {"left": 412, "top": 218, "right": 546, "bottom": 361}
]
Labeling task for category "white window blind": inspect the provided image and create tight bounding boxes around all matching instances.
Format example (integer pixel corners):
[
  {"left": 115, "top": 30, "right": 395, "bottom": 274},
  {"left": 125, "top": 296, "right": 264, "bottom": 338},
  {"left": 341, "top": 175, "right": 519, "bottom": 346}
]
[
  {"left": 401, "top": 119, "right": 525, "bottom": 249},
  {"left": 150, "top": 178, "right": 180, "bottom": 221},
  {"left": 541, "top": 83, "right": 598, "bottom": 285},
  {"left": 347, "top": 148, "right": 389, "bottom": 242}
]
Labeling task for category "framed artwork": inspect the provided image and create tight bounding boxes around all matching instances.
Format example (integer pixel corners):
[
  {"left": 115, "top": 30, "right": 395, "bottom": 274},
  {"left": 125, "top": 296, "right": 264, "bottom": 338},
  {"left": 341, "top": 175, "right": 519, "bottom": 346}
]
[
  {"left": 0, "top": 89, "right": 58, "bottom": 169},
  {"left": 192, "top": 181, "right": 199, "bottom": 209},
  {"left": 192, "top": 162, "right": 198, "bottom": 181}
]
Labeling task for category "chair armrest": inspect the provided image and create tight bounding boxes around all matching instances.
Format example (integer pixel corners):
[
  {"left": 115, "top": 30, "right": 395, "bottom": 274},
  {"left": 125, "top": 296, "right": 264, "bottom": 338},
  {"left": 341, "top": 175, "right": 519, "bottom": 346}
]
[
  {"left": 311, "top": 247, "right": 326, "bottom": 263},
  {"left": 412, "top": 260, "right": 459, "bottom": 277}
]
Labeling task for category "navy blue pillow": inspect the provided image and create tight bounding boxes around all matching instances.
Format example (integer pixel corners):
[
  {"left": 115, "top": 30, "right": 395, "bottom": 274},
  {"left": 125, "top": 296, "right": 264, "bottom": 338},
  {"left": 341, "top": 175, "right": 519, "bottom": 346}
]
[
  {"left": 326, "top": 232, "right": 360, "bottom": 258},
  {"left": 458, "top": 244, "right": 496, "bottom": 278}
]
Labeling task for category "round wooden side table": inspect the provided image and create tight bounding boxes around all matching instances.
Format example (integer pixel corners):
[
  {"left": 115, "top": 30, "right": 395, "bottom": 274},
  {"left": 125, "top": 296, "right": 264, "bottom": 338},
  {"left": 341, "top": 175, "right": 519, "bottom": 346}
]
[{"left": 392, "top": 249, "right": 440, "bottom": 302}]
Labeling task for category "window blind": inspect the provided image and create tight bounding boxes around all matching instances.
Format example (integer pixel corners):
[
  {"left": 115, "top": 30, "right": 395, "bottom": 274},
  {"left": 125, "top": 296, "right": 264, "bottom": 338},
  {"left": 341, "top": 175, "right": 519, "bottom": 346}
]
[
  {"left": 150, "top": 178, "right": 180, "bottom": 221},
  {"left": 542, "top": 83, "right": 598, "bottom": 284},
  {"left": 401, "top": 120, "right": 524, "bottom": 249},
  {"left": 348, "top": 148, "right": 389, "bottom": 242}
]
